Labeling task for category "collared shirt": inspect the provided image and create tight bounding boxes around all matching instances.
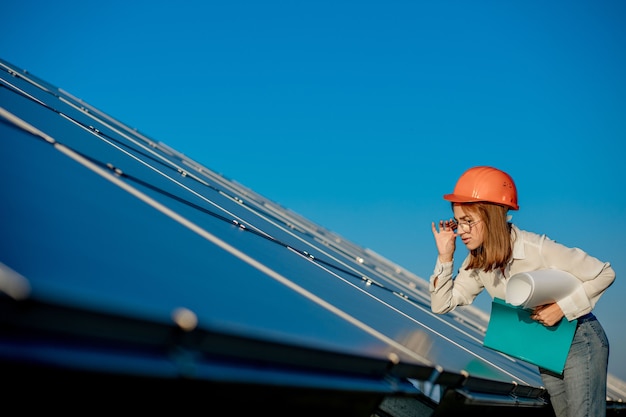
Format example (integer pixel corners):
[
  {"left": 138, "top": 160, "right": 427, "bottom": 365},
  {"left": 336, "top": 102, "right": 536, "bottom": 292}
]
[{"left": 429, "top": 224, "right": 615, "bottom": 321}]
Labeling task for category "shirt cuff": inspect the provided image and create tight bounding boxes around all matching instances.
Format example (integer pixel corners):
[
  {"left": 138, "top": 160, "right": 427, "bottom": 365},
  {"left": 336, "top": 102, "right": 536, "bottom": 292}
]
[{"left": 429, "top": 259, "right": 453, "bottom": 292}]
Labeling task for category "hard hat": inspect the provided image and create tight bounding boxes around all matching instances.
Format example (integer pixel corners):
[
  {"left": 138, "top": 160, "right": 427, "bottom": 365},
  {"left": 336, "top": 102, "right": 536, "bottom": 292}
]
[{"left": 443, "top": 166, "right": 519, "bottom": 210}]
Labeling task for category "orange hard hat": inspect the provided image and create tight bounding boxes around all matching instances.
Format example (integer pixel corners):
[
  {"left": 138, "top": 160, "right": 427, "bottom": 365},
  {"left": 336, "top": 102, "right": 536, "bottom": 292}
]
[{"left": 443, "top": 166, "right": 519, "bottom": 210}]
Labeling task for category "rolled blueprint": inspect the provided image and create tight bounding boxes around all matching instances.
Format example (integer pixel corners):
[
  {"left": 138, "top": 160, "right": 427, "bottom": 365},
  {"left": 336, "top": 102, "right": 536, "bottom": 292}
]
[{"left": 505, "top": 269, "right": 582, "bottom": 309}]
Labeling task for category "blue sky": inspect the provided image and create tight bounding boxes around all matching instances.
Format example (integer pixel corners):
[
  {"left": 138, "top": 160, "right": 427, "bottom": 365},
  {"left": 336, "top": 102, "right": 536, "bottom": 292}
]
[{"left": 3, "top": 0, "right": 625, "bottom": 381}]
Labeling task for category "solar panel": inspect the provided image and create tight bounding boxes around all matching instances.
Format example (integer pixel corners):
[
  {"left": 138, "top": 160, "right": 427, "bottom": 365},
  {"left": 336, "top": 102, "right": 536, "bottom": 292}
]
[{"left": 1, "top": 57, "right": 624, "bottom": 415}]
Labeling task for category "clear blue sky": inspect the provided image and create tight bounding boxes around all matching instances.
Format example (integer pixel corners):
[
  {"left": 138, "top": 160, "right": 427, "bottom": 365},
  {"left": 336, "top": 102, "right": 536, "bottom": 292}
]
[{"left": 3, "top": 0, "right": 625, "bottom": 381}]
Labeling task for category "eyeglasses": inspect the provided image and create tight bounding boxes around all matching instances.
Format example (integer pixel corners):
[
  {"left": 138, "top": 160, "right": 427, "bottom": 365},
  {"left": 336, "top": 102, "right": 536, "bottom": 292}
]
[{"left": 452, "top": 219, "right": 482, "bottom": 233}]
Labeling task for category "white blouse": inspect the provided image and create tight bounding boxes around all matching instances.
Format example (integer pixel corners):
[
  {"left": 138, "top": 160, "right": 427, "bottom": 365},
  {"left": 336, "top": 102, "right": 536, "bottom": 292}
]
[{"left": 429, "top": 225, "right": 615, "bottom": 321}]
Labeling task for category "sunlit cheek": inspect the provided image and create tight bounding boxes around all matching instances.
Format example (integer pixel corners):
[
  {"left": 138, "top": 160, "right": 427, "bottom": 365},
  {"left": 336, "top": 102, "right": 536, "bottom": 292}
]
[{"left": 473, "top": 226, "right": 486, "bottom": 246}]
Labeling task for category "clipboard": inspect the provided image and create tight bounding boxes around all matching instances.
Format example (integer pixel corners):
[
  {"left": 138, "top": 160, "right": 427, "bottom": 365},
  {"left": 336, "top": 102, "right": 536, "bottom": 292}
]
[{"left": 483, "top": 298, "right": 578, "bottom": 374}]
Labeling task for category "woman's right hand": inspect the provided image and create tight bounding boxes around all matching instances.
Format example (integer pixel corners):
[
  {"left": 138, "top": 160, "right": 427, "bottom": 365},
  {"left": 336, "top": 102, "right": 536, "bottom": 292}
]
[{"left": 431, "top": 219, "right": 457, "bottom": 263}]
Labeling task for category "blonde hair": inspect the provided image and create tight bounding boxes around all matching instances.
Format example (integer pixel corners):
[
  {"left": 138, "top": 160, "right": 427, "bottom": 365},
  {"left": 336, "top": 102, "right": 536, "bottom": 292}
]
[{"left": 459, "top": 203, "right": 514, "bottom": 272}]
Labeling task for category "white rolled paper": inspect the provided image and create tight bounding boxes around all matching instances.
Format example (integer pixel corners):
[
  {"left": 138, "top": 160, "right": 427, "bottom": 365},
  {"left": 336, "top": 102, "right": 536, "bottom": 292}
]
[{"left": 505, "top": 269, "right": 582, "bottom": 309}]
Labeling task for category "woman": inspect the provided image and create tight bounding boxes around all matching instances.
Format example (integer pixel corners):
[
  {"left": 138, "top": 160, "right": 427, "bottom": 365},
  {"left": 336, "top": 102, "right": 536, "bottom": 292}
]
[{"left": 430, "top": 165, "right": 615, "bottom": 417}]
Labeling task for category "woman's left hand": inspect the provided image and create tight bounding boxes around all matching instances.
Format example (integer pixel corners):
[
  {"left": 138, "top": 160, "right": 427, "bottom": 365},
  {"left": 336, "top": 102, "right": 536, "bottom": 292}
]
[{"left": 531, "top": 303, "right": 565, "bottom": 327}]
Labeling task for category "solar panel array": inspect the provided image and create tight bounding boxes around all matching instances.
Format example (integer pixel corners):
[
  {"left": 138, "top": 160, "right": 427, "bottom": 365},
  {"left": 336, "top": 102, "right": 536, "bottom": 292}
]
[{"left": 1, "top": 57, "right": 624, "bottom": 415}]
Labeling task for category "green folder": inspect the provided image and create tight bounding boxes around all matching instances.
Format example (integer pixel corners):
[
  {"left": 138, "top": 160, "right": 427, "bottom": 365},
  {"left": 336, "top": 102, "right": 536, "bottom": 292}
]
[{"left": 483, "top": 298, "right": 578, "bottom": 374}]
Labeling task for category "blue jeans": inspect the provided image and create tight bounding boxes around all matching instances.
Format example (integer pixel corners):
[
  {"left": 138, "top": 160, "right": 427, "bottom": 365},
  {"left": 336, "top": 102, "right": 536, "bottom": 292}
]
[{"left": 540, "top": 314, "right": 609, "bottom": 417}]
